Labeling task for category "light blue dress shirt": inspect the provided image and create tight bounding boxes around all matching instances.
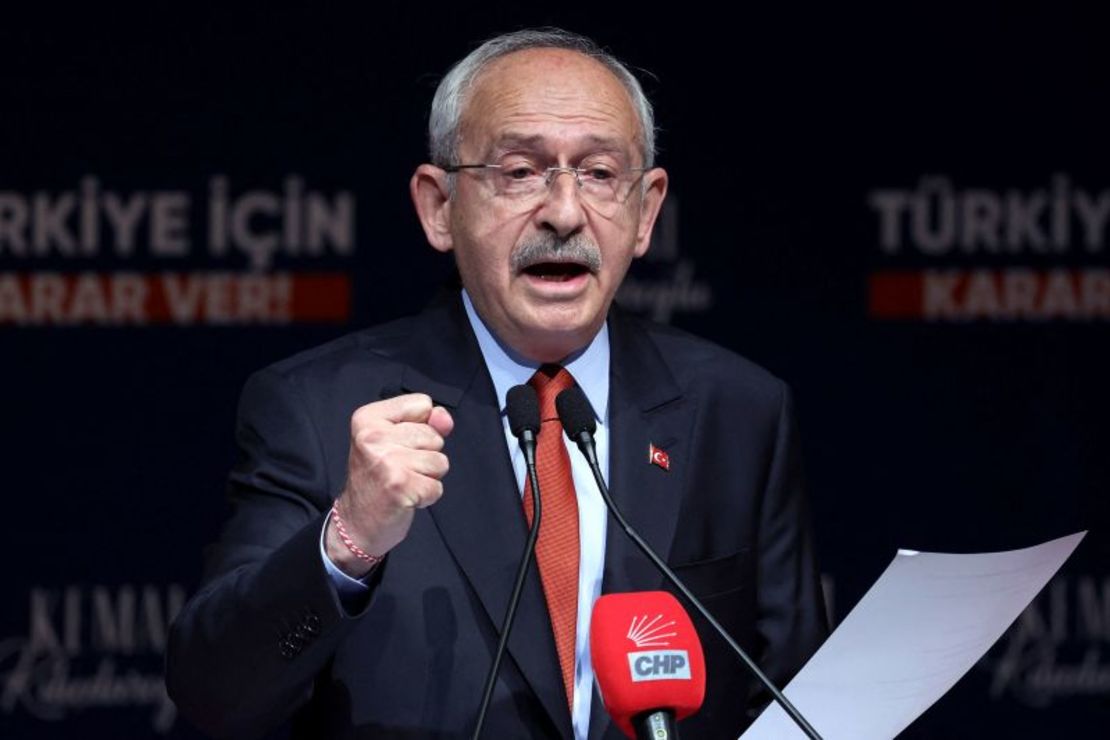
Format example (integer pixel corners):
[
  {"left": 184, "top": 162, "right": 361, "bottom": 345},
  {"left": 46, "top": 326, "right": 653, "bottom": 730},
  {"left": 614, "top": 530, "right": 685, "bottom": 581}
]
[{"left": 322, "top": 290, "right": 610, "bottom": 740}]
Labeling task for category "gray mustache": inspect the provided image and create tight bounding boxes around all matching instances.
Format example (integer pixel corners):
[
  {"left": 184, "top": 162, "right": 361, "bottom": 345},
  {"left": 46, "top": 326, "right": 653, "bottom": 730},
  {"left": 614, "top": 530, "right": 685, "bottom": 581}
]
[{"left": 511, "top": 234, "right": 603, "bottom": 274}]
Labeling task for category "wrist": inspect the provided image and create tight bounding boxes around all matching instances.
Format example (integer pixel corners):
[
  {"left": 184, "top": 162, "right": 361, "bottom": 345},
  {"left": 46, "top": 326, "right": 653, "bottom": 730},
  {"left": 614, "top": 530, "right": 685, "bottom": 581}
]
[{"left": 325, "top": 503, "right": 385, "bottom": 578}]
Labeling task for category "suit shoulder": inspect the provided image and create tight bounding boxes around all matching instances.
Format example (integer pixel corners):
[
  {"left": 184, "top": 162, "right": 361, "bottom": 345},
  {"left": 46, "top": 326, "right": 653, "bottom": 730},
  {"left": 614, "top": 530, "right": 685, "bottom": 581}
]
[
  {"left": 630, "top": 315, "right": 787, "bottom": 402},
  {"left": 256, "top": 313, "right": 419, "bottom": 384}
]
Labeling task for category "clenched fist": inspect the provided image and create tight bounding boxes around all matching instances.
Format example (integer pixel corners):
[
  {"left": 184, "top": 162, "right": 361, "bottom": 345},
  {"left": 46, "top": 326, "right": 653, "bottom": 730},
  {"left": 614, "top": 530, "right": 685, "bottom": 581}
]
[{"left": 326, "top": 393, "right": 454, "bottom": 577}]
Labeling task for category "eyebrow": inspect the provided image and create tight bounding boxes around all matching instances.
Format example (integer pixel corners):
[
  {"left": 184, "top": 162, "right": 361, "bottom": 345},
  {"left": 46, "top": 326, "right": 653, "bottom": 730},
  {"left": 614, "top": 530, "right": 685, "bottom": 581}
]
[{"left": 486, "top": 133, "right": 630, "bottom": 159}]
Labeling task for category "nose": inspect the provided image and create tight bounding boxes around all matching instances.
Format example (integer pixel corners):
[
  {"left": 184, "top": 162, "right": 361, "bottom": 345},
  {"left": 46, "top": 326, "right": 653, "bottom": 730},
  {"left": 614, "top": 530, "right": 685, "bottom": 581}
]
[{"left": 535, "top": 168, "right": 588, "bottom": 238}]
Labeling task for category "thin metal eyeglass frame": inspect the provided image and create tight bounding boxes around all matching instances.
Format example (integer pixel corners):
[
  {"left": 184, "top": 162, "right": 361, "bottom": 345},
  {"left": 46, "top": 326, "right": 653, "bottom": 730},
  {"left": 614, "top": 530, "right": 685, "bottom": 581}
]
[{"left": 441, "top": 163, "right": 649, "bottom": 206}]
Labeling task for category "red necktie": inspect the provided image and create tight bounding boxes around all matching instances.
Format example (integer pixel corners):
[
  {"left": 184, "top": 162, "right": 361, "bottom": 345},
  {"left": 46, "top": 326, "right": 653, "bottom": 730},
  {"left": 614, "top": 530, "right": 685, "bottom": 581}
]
[{"left": 522, "top": 364, "right": 580, "bottom": 711}]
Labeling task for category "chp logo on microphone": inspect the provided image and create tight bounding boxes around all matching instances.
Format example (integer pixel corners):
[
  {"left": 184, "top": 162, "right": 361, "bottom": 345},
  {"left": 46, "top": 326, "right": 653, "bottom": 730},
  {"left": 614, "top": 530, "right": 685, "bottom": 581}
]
[
  {"left": 626, "top": 614, "right": 691, "bottom": 682},
  {"left": 591, "top": 591, "right": 707, "bottom": 737}
]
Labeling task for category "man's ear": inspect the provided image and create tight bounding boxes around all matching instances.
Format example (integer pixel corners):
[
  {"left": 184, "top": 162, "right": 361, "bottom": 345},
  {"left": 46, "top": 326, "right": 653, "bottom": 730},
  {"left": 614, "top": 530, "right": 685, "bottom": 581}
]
[
  {"left": 633, "top": 168, "right": 668, "bottom": 258},
  {"left": 410, "top": 164, "right": 454, "bottom": 253}
]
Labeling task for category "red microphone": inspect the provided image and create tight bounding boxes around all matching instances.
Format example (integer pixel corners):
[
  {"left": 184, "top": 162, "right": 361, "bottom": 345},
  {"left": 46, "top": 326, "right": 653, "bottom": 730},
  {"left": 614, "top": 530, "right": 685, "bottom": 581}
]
[{"left": 590, "top": 591, "right": 706, "bottom": 739}]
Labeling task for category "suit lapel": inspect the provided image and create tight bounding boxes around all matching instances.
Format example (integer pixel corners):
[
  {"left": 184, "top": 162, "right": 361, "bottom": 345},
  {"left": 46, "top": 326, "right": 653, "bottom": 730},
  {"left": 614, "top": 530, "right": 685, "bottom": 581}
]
[
  {"left": 392, "top": 295, "right": 572, "bottom": 738},
  {"left": 589, "top": 309, "right": 695, "bottom": 740},
  {"left": 601, "top": 307, "right": 694, "bottom": 594}
]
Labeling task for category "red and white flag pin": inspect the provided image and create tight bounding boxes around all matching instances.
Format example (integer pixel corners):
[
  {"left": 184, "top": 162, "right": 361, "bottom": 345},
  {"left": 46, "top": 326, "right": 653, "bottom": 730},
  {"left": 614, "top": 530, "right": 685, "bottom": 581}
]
[{"left": 648, "top": 443, "right": 670, "bottom": 471}]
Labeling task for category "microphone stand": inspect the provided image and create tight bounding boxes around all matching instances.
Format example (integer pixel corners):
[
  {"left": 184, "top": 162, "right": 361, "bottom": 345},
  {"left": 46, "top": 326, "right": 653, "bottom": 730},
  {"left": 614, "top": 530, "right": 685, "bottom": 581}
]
[{"left": 470, "top": 428, "right": 542, "bottom": 740}]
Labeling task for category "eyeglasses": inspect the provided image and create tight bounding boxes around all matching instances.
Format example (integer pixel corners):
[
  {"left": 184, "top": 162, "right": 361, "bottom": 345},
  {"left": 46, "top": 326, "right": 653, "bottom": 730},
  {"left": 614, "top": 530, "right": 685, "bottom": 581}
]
[{"left": 442, "top": 160, "right": 648, "bottom": 217}]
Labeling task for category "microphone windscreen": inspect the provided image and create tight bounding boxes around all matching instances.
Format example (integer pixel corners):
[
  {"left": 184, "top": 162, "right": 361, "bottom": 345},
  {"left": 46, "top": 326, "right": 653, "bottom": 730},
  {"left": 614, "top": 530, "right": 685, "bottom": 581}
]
[
  {"left": 555, "top": 385, "right": 596, "bottom": 437},
  {"left": 590, "top": 591, "right": 706, "bottom": 738},
  {"left": 506, "top": 385, "right": 540, "bottom": 438}
]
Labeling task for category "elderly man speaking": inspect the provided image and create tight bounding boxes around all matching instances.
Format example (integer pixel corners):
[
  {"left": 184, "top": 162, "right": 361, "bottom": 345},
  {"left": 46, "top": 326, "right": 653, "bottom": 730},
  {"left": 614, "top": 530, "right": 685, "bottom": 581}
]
[{"left": 167, "top": 28, "right": 827, "bottom": 740}]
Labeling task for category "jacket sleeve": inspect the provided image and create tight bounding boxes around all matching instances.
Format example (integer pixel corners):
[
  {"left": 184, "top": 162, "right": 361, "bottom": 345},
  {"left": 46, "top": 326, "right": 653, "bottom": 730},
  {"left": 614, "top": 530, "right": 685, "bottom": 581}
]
[
  {"left": 750, "top": 382, "right": 828, "bottom": 709},
  {"left": 166, "top": 366, "right": 375, "bottom": 739}
]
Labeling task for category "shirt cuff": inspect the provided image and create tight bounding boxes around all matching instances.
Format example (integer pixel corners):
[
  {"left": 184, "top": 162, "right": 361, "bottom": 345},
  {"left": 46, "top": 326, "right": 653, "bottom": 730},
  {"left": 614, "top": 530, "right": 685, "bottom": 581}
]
[{"left": 320, "top": 515, "right": 373, "bottom": 601}]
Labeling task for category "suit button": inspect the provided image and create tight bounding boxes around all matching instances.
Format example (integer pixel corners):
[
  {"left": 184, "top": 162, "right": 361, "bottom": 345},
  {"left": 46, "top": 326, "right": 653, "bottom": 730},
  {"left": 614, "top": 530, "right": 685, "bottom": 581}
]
[
  {"left": 279, "top": 638, "right": 298, "bottom": 659},
  {"left": 302, "top": 613, "right": 322, "bottom": 635}
]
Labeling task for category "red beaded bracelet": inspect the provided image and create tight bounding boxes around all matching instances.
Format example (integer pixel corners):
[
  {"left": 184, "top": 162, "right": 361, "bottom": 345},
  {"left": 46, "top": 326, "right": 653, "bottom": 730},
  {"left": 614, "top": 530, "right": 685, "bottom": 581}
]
[{"left": 330, "top": 503, "right": 384, "bottom": 566}]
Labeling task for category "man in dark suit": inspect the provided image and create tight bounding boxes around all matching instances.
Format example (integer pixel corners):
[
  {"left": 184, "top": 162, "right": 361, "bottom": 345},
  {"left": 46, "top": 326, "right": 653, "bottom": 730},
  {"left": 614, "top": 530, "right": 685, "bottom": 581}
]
[{"left": 167, "top": 28, "right": 826, "bottom": 739}]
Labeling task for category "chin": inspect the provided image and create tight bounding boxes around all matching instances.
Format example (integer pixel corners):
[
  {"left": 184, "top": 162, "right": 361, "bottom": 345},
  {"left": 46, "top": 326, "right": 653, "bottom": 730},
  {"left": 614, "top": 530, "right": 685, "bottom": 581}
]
[
  {"left": 526, "top": 306, "right": 593, "bottom": 335},
  {"left": 533, "top": 293, "right": 600, "bottom": 320},
  {"left": 515, "top": 319, "right": 597, "bottom": 362}
]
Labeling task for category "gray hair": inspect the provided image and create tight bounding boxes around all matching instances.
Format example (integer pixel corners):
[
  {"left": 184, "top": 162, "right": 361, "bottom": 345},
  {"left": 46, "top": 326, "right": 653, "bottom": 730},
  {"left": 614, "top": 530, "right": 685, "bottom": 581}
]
[{"left": 428, "top": 28, "right": 657, "bottom": 169}]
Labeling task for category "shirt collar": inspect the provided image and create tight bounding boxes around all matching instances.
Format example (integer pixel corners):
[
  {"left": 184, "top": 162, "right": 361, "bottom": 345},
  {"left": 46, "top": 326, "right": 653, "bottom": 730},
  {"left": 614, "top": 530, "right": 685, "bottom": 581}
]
[{"left": 462, "top": 289, "right": 609, "bottom": 422}]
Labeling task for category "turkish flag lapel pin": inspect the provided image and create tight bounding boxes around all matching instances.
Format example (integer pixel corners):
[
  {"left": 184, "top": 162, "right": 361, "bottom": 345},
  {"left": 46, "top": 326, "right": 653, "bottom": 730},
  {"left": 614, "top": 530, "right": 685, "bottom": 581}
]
[{"left": 648, "top": 443, "right": 670, "bottom": 471}]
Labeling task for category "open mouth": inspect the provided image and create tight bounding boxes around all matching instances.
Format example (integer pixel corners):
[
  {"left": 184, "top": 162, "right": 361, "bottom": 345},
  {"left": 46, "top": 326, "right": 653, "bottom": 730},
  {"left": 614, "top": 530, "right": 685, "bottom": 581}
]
[{"left": 521, "top": 262, "right": 591, "bottom": 282}]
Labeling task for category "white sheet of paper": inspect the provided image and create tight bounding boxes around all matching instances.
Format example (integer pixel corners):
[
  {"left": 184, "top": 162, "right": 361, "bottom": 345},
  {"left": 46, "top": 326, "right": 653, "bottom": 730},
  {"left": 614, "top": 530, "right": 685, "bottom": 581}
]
[{"left": 739, "top": 532, "right": 1086, "bottom": 740}]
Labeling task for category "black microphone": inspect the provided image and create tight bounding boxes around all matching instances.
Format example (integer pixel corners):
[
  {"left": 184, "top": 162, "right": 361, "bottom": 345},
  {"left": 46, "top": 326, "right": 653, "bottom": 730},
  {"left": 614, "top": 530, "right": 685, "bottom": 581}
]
[
  {"left": 507, "top": 385, "right": 541, "bottom": 447},
  {"left": 555, "top": 386, "right": 823, "bottom": 740},
  {"left": 471, "top": 384, "right": 543, "bottom": 740}
]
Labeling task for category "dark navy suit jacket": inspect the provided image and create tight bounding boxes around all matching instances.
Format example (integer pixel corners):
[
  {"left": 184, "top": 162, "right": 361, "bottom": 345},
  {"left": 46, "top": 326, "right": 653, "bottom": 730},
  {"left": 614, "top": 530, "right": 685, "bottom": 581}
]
[{"left": 166, "top": 294, "right": 827, "bottom": 739}]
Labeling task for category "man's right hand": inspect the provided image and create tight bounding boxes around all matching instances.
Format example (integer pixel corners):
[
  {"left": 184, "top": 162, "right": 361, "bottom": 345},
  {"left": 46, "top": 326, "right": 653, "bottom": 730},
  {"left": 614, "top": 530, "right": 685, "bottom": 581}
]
[{"left": 326, "top": 393, "right": 454, "bottom": 577}]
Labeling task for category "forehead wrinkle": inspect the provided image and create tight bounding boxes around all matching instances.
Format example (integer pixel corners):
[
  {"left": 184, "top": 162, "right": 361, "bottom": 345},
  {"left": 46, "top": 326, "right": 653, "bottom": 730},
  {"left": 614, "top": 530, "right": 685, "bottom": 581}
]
[{"left": 489, "top": 88, "right": 630, "bottom": 123}]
